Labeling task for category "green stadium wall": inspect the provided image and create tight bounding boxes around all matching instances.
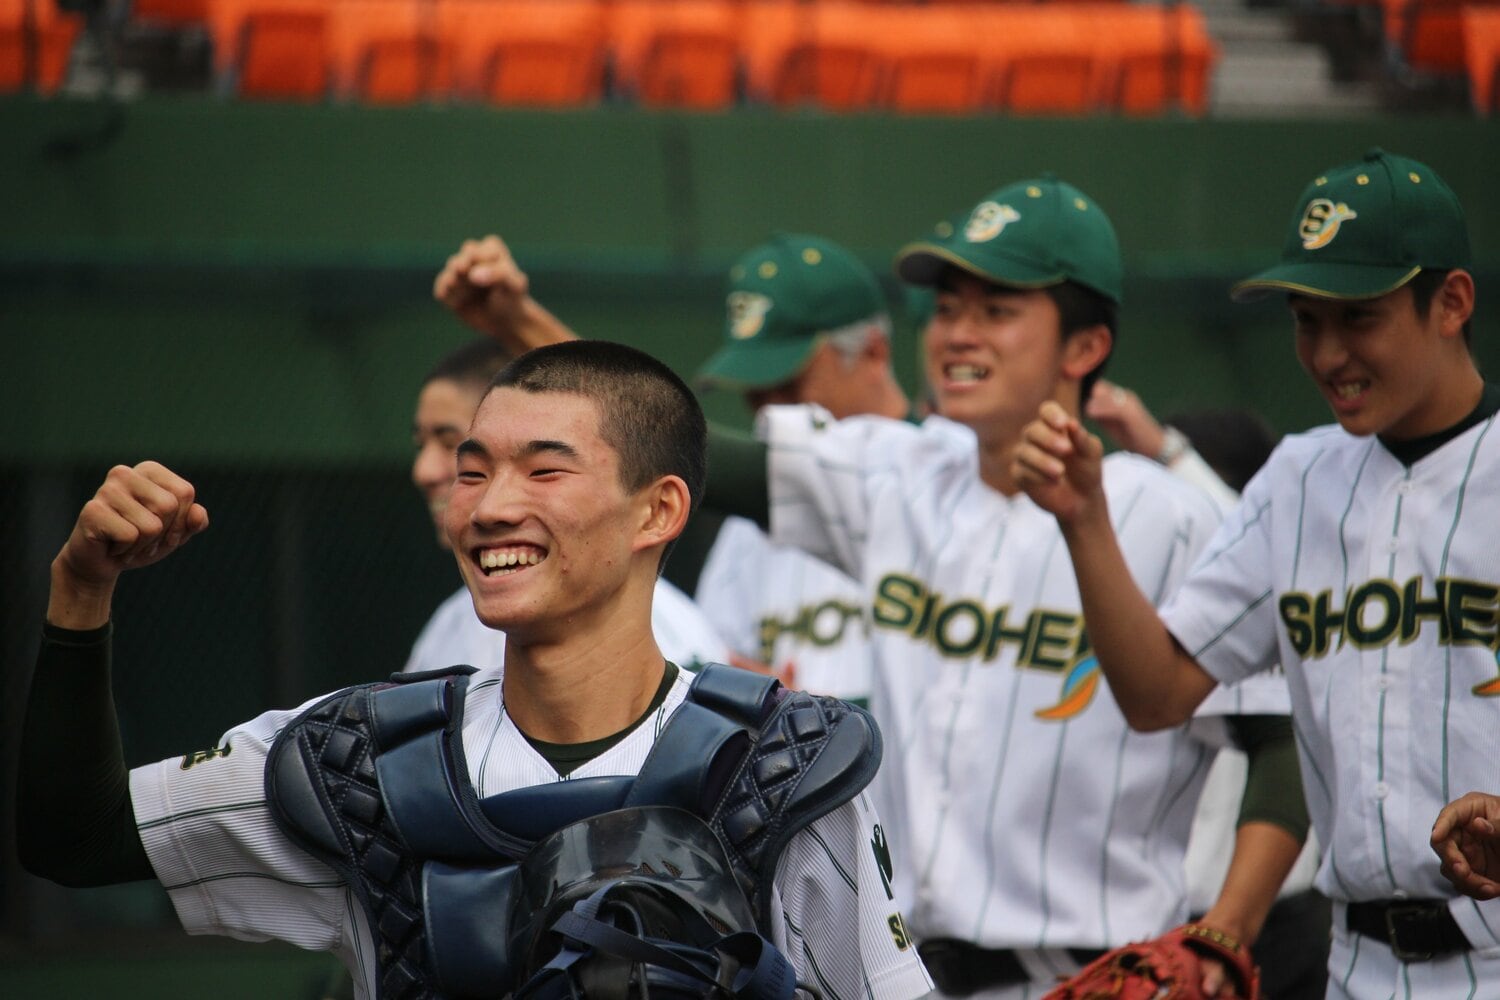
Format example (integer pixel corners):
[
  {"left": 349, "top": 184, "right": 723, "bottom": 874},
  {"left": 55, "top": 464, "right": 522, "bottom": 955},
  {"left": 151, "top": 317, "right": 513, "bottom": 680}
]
[{"left": 1, "top": 96, "right": 1497, "bottom": 995}]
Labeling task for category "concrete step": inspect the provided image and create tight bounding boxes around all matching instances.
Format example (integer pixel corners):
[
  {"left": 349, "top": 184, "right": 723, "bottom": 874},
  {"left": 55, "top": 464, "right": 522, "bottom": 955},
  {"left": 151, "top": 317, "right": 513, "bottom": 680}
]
[{"left": 1203, "top": 10, "right": 1300, "bottom": 44}]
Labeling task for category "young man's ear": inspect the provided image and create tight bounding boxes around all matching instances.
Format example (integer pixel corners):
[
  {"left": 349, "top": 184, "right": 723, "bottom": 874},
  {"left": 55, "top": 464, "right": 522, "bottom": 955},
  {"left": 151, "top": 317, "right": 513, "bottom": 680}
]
[
  {"left": 1061, "top": 324, "right": 1113, "bottom": 382},
  {"left": 633, "top": 475, "right": 692, "bottom": 556},
  {"left": 1436, "top": 269, "right": 1476, "bottom": 339}
]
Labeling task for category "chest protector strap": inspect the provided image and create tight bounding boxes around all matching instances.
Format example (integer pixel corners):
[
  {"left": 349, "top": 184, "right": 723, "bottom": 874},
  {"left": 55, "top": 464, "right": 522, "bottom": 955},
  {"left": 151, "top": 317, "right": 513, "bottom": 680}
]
[{"left": 265, "top": 664, "right": 880, "bottom": 999}]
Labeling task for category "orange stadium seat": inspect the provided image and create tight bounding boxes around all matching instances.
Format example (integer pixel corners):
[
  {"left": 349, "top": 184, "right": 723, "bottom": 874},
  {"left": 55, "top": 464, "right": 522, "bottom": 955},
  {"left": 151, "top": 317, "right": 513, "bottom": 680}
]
[
  {"left": 742, "top": 0, "right": 885, "bottom": 110},
  {"left": 328, "top": 0, "right": 452, "bottom": 104},
  {"left": 982, "top": 6, "right": 1100, "bottom": 115},
  {"left": 876, "top": 4, "right": 984, "bottom": 114},
  {"left": 0, "top": 0, "right": 83, "bottom": 94},
  {"left": 1382, "top": 0, "right": 1466, "bottom": 74},
  {"left": 1463, "top": 6, "right": 1500, "bottom": 111},
  {"left": 1102, "top": 3, "right": 1217, "bottom": 115},
  {"left": 441, "top": 0, "right": 604, "bottom": 106},
  {"left": 607, "top": 0, "right": 742, "bottom": 109},
  {"left": 207, "top": 0, "right": 330, "bottom": 99}
]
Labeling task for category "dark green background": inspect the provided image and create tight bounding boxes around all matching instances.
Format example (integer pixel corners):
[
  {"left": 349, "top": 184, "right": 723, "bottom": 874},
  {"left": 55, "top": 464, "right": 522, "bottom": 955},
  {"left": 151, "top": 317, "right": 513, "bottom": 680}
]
[{"left": 2, "top": 96, "right": 1495, "bottom": 995}]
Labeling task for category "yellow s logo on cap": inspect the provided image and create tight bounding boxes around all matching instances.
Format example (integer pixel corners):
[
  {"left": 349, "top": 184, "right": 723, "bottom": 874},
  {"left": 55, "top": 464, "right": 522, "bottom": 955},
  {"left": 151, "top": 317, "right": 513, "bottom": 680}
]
[
  {"left": 964, "top": 202, "right": 1022, "bottom": 243},
  {"left": 1299, "top": 199, "right": 1358, "bottom": 250},
  {"left": 727, "top": 291, "right": 773, "bottom": 339}
]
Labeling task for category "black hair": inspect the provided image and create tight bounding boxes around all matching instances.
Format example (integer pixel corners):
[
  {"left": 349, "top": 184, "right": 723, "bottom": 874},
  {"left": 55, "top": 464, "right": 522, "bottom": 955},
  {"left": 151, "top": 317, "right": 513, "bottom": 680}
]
[
  {"left": 1408, "top": 268, "right": 1474, "bottom": 346},
  {"left": 423, "top": 339, "right": 515, "bottom": 394},
  {"left": 1163, "top": 408, "right": 1279, "bottom": 493},
  {"left": 1045, "top": 280, "right": 1119, "bottom": 407},
  {"left": 490, "top": 341, "right": 707, "bottom": 569}
]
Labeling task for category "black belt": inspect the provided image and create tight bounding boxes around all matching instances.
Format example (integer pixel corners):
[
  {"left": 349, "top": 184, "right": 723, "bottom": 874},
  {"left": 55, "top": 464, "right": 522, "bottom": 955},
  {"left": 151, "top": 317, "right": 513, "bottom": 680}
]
[
  {"left": 1346, "top": 899, "right": 1470, "bottom": 962},
  {"left": 917, "top": 938, "right": 1105, "bottom": 996}
]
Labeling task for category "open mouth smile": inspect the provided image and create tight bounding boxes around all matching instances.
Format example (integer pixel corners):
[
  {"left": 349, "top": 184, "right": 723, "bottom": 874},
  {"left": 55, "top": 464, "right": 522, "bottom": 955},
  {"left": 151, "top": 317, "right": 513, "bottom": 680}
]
[{"left": 475, "top": 545, "right": 547, "bottom": 576}]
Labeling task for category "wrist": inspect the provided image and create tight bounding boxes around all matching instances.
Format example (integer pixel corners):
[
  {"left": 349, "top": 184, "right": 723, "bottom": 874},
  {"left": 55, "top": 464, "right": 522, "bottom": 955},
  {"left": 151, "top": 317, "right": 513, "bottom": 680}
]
[{"left": 48, "top": 560, "right": 116, "bottom": 631}]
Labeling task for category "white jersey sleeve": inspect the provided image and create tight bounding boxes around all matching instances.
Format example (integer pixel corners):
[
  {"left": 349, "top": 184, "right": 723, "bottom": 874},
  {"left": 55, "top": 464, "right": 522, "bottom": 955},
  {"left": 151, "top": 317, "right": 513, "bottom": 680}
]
[
  {"left": 1159, "top": 453, "right": 1286, "bottom": 687},
  {"left": 770, "top": 792, "right": 933, "bottom": 1000},
  {"left": 129, "top": 701, "right": 361, "bottom": 958},
  {"left": 757, "top": 405, "right": 977, "bottom": 581}
]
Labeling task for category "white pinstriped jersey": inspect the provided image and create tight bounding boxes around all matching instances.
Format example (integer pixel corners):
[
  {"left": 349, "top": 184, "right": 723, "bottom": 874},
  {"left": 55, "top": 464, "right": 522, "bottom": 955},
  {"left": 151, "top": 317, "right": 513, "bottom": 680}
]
[
  {"left": 129, "top": 669, "right": 933, "bottom": 1000},
  {"left": 403, "top": 578, "right": 732, "bottom": 674},
  {"left": 1161, "top": 419, "right": 1500, "bottom": 992},
  {"left": 758, "top": 405, "right": 1281, "bottom": 957},
  {"left": 696, "top": 515, "right": 873, "bottom": 704}
]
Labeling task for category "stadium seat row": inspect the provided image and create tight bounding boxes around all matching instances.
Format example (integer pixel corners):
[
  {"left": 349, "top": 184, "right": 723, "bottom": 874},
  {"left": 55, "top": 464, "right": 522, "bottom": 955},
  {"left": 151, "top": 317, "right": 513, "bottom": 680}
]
[
  {"left": 1362, "top": 0, "right": 1500, "bottom": 77},
  {"left": 0, "top": 0, "right": 80, "bottom": 93},
  {"left": 157, "top": 0, "right": 1217, "bottom": 114}
]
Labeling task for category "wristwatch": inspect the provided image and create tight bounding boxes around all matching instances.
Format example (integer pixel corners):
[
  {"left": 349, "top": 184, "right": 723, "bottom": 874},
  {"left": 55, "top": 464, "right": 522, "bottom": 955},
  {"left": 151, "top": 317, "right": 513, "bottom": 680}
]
[{"left": 1155, "top": 426, "right": 1190, "bottom": 466}]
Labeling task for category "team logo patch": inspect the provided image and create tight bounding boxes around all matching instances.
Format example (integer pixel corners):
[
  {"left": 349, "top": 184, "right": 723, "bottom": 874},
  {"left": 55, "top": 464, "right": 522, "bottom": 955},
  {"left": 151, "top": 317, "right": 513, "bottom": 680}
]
[
  {"left": 1034, "top": 655, "right": 1100, "bottom": 721},
  {"left": 1474, "top": 652, "right": 1500, "bottom": 697},
  {"left": 1299, "top": 198, "right": 1358, "bottom": 250},
  {"left": 726, "top": 291, "right": 773, "bottom": 340},
  {"left": 180, "top": 743, "right": 232, "bottom": 770},
  {"left": 964, "top": 201, "right": 1021, "bottom": 243}
]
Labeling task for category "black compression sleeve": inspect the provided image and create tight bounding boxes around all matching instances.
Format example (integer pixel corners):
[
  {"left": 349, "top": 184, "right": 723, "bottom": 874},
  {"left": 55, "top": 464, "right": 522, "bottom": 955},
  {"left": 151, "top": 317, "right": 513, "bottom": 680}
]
[
  {"left": 1230, "top": 713, "right": 1310, "bottom": 842},
  {"left": 704, "top": 423, "right": 770, "bottom": 529},
  {"left": 18, "top": 622, "right": 154, "bottom": 886}
]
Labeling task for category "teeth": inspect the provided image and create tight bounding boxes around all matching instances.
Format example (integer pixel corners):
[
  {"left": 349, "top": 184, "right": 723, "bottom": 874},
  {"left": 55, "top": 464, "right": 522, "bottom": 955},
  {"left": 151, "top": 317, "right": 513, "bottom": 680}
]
[
  {"left": 1333, "top": 381, "right": 1367, "bottom": 400},
  {"left": 946, "top": 364, "right": 989, "bottom": 383},
  {"left": 479, "top": 548, "right": 544, "bottom": 574}
]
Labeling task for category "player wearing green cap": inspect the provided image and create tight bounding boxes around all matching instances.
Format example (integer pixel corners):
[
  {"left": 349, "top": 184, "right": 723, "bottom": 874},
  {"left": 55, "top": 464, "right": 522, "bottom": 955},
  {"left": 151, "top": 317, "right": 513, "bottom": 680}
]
[
  {"left": 707, "top": 176, "right": 1306, "bottom": 998},
  {"left": 1015, "top": 150, "right": 1499, "bottom": 999}
]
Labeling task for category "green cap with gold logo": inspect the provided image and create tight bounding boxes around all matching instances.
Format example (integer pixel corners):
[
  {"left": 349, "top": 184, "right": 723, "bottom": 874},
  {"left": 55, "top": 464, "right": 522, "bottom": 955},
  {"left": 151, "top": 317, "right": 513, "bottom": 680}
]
[
  {"left": 696, "top": 234, "right": 887, "bottom": 391},
  {"left": 1232, "top": 148, "right": 1470, "bottom": 302},
  {"left": 894, "top": 176, "right": 1123, "bottom": 304}
]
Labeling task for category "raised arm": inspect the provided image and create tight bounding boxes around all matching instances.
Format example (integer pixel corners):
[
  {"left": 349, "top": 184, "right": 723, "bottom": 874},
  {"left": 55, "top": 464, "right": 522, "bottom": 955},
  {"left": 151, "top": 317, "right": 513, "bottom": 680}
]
[
  {"left": 1012, "top": 401, "right": 1216, "bottom": 730},
  {"left": 433, "top": 235, "right": 579, "bottom": 354},
  {"left": 19, "top": 462, "right": 209, "bottom": 886}
]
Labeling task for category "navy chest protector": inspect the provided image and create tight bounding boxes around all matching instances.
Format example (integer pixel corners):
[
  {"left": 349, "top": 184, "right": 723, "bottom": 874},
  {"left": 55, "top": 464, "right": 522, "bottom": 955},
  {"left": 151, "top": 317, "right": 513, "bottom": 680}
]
[{"left": 264, "top": 664, "right": 880, "bottom": 1000}]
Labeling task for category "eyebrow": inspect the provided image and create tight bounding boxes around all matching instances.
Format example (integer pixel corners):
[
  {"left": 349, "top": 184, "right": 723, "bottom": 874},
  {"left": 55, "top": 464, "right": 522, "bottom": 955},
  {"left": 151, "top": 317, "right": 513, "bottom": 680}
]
[
  {"left": 454, "top": 438, "right": 581, "bottom": 463},
  {"left": 521, "top": 439, "right": 581, "bottom": 461}
]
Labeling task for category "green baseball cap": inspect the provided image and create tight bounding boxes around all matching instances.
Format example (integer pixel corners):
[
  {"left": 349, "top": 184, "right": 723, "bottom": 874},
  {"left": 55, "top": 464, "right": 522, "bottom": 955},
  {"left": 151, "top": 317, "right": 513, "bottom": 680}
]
[
  {"left": 1232, "top": 148, "right": 1471, "bottom": 302},
  {"left": 894, "top": 176, "right": 1123, "bottom": 304},
  {"left": 696, "top": 234, "right": 887, "bottom": 391}
]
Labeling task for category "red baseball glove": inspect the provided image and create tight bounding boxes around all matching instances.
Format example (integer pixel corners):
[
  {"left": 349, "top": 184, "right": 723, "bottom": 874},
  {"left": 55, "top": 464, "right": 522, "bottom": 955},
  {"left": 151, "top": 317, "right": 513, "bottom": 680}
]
[{"left": 1041, "top": 923, "right": 1260, "bottom": 1000}]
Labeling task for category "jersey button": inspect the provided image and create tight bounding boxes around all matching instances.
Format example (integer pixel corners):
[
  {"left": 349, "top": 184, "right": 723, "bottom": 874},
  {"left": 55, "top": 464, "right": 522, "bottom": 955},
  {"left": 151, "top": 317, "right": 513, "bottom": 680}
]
[
  {"left": 1376, "top": 675, "right": 1393, "bottom": 691},
  {"left": 1384, "top": 538, "right": 1400, "bottom": 554},
  {"left": 1397, "top": 481, "right": 1413, "bottom": 495},
  {"left": 1374, "top": 782, "right": 1390, "bottom": 800}
]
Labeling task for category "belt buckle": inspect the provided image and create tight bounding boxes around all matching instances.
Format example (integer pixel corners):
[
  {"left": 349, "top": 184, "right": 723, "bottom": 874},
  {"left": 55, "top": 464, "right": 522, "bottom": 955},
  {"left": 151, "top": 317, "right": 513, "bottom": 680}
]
[{"left": 1384, "top": 904, "right": 1435, "bottom": 963}]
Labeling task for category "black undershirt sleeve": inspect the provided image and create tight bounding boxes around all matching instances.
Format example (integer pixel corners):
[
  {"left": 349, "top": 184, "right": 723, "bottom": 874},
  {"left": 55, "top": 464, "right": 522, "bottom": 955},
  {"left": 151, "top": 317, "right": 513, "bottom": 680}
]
[
  {"left": 18, "top": 622, "right": 154, "bottom": 887},
  {"left": 704, "top": 423, "right": 770, "bottom": 530},
  {"left": 1230, "top": 713, "right": 1310, "bottom": 842}
]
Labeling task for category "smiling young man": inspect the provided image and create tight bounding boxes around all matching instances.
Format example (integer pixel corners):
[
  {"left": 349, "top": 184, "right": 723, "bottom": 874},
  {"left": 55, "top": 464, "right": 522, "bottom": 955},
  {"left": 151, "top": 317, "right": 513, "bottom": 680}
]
[
  {"left": 403, "top": 338, "right": 728, "bottom": 675},
  {"left": 18, "top": 341, "right": 931, "bottom": 1000},
  {"left": 1014, "top": 150, "right": 1500, "bottom": 998},
  {"left": 695, "top": 177, "right": 1306, "bottom": 999},
  {"left": 434, "top": 233, "right": 908, "bottom": 706}
]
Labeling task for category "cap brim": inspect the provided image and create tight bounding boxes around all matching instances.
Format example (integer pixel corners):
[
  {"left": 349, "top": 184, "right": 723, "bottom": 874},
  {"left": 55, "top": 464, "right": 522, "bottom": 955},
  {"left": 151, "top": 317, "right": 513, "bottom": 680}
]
[
  {"left": 895, "top": 242, "right": 1064, "bottom": 290},
  {"left": 694, "top": 336, "right": 820, "bottom": 391},
  {"left": 1230, "top": 262, "right": 1422, "bottom": 302}
]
